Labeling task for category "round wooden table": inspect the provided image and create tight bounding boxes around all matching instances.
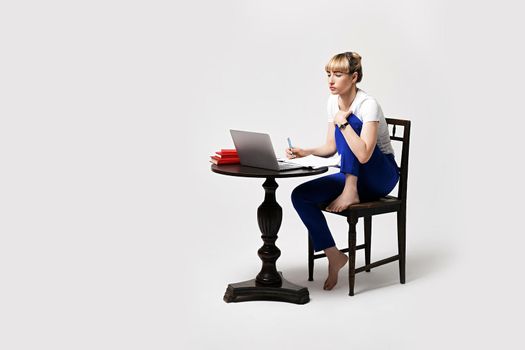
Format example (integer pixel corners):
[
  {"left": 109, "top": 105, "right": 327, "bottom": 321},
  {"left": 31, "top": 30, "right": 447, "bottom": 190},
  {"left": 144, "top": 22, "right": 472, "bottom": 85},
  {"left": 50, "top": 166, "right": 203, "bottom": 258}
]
[{"left": 211, "top": 164, "right": 328, "bottom": 304}]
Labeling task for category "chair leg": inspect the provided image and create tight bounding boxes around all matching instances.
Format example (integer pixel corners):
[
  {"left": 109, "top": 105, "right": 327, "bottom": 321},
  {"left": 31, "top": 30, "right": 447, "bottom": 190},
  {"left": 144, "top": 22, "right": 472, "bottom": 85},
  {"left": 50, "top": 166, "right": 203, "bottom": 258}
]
[
  {"left": 364, "top": 215, "right": 372, "bottom": 272},
  {"left": 397, "top": 208, "right": 406, "bottom": 284},
  {"left": 347, "top": 214, "right": 358, "bottom": 296},
  {"left": 308, "top": 236, "right": 314, "bottom": 281}
]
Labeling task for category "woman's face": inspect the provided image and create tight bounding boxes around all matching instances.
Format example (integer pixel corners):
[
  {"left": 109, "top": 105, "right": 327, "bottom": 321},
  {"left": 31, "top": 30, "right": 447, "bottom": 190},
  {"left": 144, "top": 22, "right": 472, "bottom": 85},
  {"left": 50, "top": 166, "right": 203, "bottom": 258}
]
[{"left": 327, "top": 70, "right": 356, "bottom": 95}]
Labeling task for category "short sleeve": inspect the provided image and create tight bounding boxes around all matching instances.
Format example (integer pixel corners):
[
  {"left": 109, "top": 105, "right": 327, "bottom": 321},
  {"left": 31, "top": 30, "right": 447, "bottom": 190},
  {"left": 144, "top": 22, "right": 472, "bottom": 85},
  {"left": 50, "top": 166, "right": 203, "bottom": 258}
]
[{"left": 359, "top": 98, "right": 381, "bottom": 123}]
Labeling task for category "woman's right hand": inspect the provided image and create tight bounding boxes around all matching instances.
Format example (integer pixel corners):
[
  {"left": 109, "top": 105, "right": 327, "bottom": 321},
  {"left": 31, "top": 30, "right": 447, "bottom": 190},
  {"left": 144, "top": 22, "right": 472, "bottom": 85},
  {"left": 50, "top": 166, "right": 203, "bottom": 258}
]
[{"left": 285, "top": 147, "right": 308, "bottom": 159}]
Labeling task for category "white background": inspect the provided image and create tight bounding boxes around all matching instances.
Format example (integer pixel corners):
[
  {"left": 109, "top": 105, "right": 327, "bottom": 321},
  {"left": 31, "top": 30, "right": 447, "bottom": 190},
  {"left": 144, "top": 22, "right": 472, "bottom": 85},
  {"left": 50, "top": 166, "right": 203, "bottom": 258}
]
[{"left": 1, "top": 0, "right": 524, "bottom": 349}]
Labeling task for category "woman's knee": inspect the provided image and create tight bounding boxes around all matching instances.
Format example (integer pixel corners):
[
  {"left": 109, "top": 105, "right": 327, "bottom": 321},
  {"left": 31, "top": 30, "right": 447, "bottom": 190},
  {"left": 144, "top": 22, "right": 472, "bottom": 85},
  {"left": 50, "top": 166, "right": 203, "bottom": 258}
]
[
  {"left": 291, "top": 183, "right": 309, "bottom": 206},
  {"left": 291, "top": 180, "right": 323, "bottom": 208},
  {"left": 292, "top": 174, "right": 345, "bottom": 207}
]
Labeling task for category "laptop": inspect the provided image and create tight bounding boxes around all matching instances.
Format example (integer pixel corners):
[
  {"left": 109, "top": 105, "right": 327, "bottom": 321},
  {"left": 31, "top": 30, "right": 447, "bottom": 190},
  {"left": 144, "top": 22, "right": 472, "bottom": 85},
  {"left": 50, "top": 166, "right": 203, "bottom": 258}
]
[{"left": 230, "top": 130, "right": 304, "bottom": 171}]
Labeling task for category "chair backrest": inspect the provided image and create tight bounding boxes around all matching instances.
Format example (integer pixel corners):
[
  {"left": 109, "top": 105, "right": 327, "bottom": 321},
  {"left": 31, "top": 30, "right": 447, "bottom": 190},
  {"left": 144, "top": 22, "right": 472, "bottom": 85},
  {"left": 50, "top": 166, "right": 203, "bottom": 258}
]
[{"left": 385, "top": 118, "right": 411, "bottom": 204}]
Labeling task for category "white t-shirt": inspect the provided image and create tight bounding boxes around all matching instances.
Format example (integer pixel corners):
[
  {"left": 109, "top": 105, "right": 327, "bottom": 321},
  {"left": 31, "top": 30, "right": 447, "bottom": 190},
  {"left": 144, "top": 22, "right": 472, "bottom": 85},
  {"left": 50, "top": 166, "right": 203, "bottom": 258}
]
[{"left": 327, "top": 89, "right": 394, "bottom": 155}]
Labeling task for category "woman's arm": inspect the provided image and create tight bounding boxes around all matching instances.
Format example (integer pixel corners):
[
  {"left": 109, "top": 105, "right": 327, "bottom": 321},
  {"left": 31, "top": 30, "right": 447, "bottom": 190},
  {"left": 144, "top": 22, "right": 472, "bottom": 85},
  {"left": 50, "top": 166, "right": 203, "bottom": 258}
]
[
  {"left": 339, "top": 120, "right": 378, "bottom": 163},
  {"left": 334, "top": 107, "right": 378, "bottom": 163},
  {"left": 333, "top": 98, "right": 381, "bottom": 164},
  {"left": 286, "top": 122, "right": 337, "bottom": 158}
]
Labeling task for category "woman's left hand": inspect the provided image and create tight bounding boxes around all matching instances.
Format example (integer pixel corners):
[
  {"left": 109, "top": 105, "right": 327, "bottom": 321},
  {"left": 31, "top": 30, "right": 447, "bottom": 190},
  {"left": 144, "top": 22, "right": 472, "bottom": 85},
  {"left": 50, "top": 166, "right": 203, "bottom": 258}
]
[{"left": 333, "top": 109, "right": 352, "bottom": 126}]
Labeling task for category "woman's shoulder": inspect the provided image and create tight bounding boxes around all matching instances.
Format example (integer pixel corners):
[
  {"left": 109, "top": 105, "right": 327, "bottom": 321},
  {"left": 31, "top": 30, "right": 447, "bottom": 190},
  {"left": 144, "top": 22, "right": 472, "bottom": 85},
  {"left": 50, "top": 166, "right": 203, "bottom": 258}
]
[
  {"left": 356, "top": 90, "right": 382, "bottom": 111},
  {"left": 354, "top": 89, "right": 383, "bottom": 122},
  {"left": 355, "top": 89, "right": 378, "bottom": 105}
]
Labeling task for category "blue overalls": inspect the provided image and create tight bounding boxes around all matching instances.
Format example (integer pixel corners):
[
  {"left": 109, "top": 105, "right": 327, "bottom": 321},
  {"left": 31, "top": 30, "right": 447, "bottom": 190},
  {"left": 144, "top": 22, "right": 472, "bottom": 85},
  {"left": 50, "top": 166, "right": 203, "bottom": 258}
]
[{"left": 291, "top": 114, "right": 400, "bottom": 252}]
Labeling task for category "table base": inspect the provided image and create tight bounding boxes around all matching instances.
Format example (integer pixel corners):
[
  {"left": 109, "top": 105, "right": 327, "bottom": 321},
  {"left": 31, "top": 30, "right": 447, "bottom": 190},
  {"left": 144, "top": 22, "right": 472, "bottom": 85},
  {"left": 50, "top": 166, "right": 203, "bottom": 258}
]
[{"left": 223, "top": 272, "right": 309, "bottom": 304}]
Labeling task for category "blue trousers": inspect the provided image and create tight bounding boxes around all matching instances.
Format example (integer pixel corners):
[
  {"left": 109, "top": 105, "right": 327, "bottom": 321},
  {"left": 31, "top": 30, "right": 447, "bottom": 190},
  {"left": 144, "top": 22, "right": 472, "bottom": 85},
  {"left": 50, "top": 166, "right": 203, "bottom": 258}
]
[{"left": 291, "top": 114, "right": 400, "bottom": 252}]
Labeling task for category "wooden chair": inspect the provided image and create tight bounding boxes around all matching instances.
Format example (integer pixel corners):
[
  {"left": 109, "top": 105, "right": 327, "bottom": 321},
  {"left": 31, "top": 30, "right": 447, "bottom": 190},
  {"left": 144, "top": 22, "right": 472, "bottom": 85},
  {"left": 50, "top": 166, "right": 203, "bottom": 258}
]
[{"left": 308, "top": 118, "right": 411, "bottom": 296}]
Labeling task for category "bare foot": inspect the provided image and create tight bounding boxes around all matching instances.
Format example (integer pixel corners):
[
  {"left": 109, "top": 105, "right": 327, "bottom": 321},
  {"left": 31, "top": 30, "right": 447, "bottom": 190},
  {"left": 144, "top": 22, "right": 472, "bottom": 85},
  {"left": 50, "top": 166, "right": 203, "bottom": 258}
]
[
  {"left": 325, "top": 192, "right": 360, "bottom": 213},
  {"left": 323, "top": 251, "right": 349, "bottom": 290}
]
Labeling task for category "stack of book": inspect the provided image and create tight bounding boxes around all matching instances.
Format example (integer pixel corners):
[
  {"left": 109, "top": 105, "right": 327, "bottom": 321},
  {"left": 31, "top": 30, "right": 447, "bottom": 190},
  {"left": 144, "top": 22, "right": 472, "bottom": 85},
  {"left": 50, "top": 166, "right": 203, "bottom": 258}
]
[{"left": 210, "top": 149, "right": 240, "bottom": 165}]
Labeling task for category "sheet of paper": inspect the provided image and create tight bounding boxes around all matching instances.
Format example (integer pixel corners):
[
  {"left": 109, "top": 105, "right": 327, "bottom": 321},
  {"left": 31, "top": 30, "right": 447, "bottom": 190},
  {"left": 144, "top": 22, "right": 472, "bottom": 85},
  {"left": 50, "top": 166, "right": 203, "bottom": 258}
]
[{"left": 277, "top": 154, "right": 341, "bottom": 169}]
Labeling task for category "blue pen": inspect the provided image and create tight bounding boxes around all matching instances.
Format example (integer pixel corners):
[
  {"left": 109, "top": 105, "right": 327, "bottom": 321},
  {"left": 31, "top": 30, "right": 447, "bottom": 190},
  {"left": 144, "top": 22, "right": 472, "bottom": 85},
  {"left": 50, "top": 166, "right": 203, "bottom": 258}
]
[{"left": 287, "top": 137, "right": 295, "bottom": 157}]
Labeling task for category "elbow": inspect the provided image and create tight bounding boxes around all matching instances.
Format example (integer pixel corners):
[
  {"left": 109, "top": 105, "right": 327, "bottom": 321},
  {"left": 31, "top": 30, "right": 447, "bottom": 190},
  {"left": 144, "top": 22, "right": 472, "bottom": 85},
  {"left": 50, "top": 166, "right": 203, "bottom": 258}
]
[
  {"left": 357, "top": 153, "right": 372, "bottom": 164},
  {"left": 329, "top": 146, "right": 338, "bottom": 157},
  {"left": 356, "top": 145, "right": 375, "bottom": 164},
  {"left": 357, "top": 156, "right": 368, "bottom": 164},
  {"left": 329, "top": 142, "right": 337, "bottom": 154},
  {"left": 325, "top": 143, "right": 337, "bottom": 157}
]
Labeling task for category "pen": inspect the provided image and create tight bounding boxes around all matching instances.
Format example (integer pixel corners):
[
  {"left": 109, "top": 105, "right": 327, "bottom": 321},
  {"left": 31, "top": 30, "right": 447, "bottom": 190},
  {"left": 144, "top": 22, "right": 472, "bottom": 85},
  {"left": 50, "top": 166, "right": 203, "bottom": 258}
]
[{"left": 287, "top": 137, "right": 295, "bottom": 158}]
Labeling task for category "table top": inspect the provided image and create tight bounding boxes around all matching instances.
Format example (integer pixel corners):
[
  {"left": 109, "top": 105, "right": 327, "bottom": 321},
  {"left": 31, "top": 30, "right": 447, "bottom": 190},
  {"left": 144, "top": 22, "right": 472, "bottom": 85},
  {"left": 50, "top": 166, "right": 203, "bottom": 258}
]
[{"left": 211, "top": 164, "right": 329, "bottom": 178}]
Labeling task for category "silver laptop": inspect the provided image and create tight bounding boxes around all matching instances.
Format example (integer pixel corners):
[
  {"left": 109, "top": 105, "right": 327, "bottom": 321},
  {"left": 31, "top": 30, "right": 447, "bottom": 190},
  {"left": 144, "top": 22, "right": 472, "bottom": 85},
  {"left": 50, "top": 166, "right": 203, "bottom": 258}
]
[{"left": 230, "top": 130, "right": 304, "bottom": 171}]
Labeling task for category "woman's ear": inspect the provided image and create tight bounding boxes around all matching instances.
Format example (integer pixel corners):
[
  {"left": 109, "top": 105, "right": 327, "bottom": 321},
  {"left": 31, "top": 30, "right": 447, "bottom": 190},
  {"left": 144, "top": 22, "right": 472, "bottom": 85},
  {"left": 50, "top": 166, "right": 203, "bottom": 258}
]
[{"left": 351, "top": 72, "right": 358, "bottom": 84}]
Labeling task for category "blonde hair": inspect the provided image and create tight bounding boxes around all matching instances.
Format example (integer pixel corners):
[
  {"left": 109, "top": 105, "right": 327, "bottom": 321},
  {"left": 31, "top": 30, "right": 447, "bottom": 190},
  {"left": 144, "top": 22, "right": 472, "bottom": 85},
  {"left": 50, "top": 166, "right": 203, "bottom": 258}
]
[{"left": 325, "top": 51, "right": 363, "bottom": 83}]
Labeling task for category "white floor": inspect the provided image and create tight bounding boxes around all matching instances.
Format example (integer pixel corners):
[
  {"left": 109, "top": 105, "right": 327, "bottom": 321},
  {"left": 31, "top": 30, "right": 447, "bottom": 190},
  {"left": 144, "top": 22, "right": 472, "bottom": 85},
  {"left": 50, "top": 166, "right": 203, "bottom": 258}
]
[
  {"left": 2, "top": 178, "right": 522, "bottom": 350},
  {"left": 176, "top": 196, "right": 523, "bottom": 349}
]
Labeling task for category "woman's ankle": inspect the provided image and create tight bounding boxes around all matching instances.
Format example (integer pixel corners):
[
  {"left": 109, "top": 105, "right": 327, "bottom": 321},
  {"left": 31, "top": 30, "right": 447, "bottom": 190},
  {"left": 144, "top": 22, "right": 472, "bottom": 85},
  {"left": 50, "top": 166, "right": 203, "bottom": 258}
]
[
  {"left": 342, "top": 175, "right": 358, "bottom": 195},
  {"left": 324, "top": 246, "right": 339, "bottom": 258}
]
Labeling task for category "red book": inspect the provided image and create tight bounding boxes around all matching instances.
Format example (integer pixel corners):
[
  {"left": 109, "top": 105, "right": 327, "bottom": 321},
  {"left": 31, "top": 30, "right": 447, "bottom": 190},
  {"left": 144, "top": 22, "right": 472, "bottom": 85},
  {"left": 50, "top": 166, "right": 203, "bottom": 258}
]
[
  {"left": 217, "top": 149, "right": 238, "bottom": 156},
  {"left": 210, "top": 155, "right": 240, "bottom": 165},
  {"left": 215, "top": 151, "right": 239, "bottom": 159}
]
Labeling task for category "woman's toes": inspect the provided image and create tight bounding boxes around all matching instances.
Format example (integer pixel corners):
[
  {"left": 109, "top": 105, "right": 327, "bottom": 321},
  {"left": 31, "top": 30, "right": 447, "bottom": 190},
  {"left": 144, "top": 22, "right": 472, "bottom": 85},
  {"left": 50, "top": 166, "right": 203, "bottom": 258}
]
[{"left": 324, "top": 273, "right": 338, "bottom": 290}]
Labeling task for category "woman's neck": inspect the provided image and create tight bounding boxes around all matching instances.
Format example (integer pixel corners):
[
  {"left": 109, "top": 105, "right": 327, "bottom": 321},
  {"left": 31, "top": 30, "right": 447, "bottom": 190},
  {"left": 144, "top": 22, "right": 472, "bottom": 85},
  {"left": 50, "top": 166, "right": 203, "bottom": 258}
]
[{"left": 338, "top": 87, "right": 358, "bottom": 111}]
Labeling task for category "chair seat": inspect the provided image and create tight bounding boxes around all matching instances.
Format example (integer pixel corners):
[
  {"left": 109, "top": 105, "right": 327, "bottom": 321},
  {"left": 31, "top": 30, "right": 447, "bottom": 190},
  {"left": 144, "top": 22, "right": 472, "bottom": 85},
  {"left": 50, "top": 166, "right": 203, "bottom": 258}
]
[{"left": 320, "top": 195, "right": 402, "bottom": 217}]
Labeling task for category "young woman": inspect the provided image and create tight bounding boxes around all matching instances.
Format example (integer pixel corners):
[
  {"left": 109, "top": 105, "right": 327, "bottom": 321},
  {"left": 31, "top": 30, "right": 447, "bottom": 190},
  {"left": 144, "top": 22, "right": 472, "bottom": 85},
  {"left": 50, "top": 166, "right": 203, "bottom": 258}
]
[{"left": 286, "top": 52, "right": 399, "bottom": 290}]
